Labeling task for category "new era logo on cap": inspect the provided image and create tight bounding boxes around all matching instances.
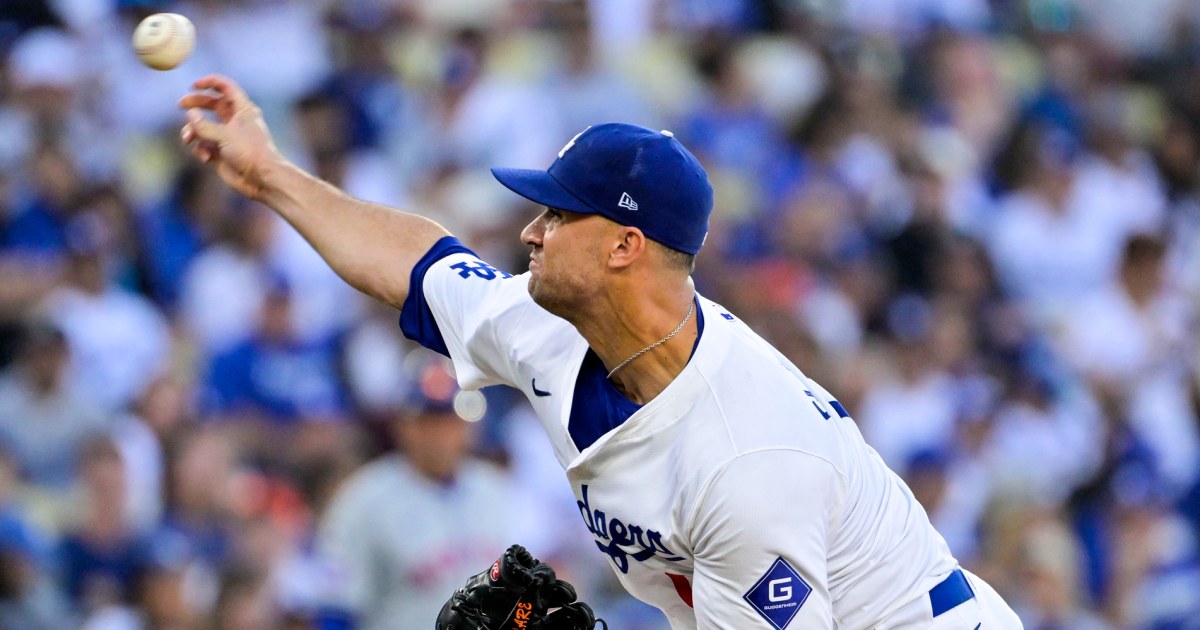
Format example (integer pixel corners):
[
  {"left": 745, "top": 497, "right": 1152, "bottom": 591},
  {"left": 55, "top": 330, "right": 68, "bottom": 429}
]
[
  {"left": 743, "top": 557, "right": 811, "bottom": 630},
  {"left": 618, "top": 192, "right": 638, "bottom": 211}
]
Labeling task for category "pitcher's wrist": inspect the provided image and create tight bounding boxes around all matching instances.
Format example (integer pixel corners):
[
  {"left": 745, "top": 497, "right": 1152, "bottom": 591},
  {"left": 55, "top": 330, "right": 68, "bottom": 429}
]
[{"left": 255, "top": 156, "right": 300, "bottom": 206}]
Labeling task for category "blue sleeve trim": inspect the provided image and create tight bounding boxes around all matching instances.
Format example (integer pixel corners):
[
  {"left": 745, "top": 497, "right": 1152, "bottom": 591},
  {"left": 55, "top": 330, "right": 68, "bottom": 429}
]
[{"left": 398, "top": 236, "right": 479, "bottom": 357}]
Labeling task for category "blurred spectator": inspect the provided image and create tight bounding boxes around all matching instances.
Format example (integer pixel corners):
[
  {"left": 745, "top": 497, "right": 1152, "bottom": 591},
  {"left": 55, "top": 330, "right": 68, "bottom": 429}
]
[
  {"left": 316, "top": 356, "right": 515, "bottom": 629},
  {"left": 986, "top": 121, "right": 1097, "bottom": 310},
  {"left": 987, "top": 116, "right": 1167, "bottom": 322},
  {"left": 1058, "top": 234, "right": 1199, "bottom": 492},
  {"left": 135, "top": 165, "right": 235, "bottom": 310},
  {"left": 59, "top": 436, "right": 154, "bottom": 618},
  {"left": 857, "top": 320, "right": 959, "bottom": 470},
  {"left": 923, "top": 34, "right": 1011, "bottom": 163},
  {"left": 341, "top": 301, "right": 415, "bottom": 420},
  {"left": 319, "top": 13, "right": 430, "bottom": 199},
  {"left": 290, "top": 91, "right": 404, "bottom": 209},
  {"left": 131, "top": 375, "right": 194, "bottom": 446},
  {"left": 156, "top": 427, "right": 239, "bottom": 601},
  {"left": 208, "top": 564, "right": 280, "bottom": 630},
  {"left": 5, "top": 26, "right": 117, "bottom": 181},
  {"left": 0, "top": 506, "right": 72, "bottom": 628},
  {"left": 1011, "top": 512, "right": 1115, "bottom": 630},
  {"left": 407, "top": 0, "right": 510, "bottom": 32},
  {"left": 39, "top": 211, "right": 171, "bottom": 413},
  {"left": 179, "top": 201, "right": 276, "bottom": 357},
  {"left": 202, "top": 0, "right": 330, "bottom": 109},
  {"left": 434, "top": 28, "right": 562, "bottom": 171},
  {"left": 0, "top": 434, "right": 72, "bottom": 627},
  {"left": 885, "top": 158, "right": 955, "bottom": 298},
  {"left": 543, "top": 2, "right": 657, "bottom": 142},
  {"left": 111, "top": 398, "right": 165, "bottom": 536},
  {"left": 1075, "top": 0, "right": 1191, "bottom": 59},
  {"left": 1, "top": 143, "right": 82, "bottom": 262},
  {"left": 1121, "top": 508, "right": 1200, "bottom": 628},
  {"left": 0, "top": 1, "right": 61, "bottom": 39},
  {"left": 661, "top": 0, "right": 768, "bottom": 33},
  {"left": 833, "top": 0, "right": 993, "bottom": 35},
  {"left": 203, "top": 276, "right": 349, "bottom": 427},
  {"left": 679, "top": 38, "right": 792, "bottom": 224},
  {"left": 1, "top": 28, "right": 76, "bottom": 163},
  {"left": 265, "top": 210, "right": 365, "bottom": 347},
  {"left": 983, "top": 376, "right": 1104, "bottom": 506},
  {"left": 1073, "top": 97, "right": 1166, "bottom": 242},
  {"left": 906, "top": 449, "right": 962, "bottom": 551},
  {"left": 0, "top": 319, "right": 109, "bottom": 490},
  {"left": 926, "top": 410, "right": 997, "bottom": 564},
  {"left": 126, "top": 543, "right": 194, "bottom": 630},
  {"left": 314, "top": 12, "right": 407, "bottom": 153}
]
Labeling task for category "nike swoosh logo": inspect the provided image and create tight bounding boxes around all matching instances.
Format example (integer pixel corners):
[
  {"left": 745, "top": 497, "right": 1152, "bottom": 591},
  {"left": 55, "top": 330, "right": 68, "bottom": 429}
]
[{"left": 532, "top": 379, "right": 551, "bottom": 397}]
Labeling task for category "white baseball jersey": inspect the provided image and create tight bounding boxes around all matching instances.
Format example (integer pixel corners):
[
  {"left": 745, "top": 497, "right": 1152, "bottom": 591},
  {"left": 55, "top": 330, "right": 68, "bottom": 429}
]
[{"left": 400, "top": 238, "right": 961, "bottom": 629}]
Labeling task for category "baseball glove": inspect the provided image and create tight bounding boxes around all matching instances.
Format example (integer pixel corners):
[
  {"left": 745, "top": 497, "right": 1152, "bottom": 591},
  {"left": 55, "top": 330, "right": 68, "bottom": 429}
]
[{"left": 436, "top": 544, "right": 606, "bottom": 630}]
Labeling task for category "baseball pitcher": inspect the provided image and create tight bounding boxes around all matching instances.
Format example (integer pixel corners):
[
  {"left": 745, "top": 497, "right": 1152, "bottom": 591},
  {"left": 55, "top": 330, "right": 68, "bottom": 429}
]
[{"left": 180, "top": 75, "right": 1023, "bottom": 629}]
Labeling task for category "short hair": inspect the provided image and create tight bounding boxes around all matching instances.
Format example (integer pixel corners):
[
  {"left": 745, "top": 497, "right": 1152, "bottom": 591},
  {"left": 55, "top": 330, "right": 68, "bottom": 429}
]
[
  {"left": 1122, "top": 233, "right": 1166, "bottom": 267},
  {"left": 19, "top": 319, "right": 65, "bottom": 353},
  {"left": 656, "top": 242, "right": 696, "bottom": 273}
]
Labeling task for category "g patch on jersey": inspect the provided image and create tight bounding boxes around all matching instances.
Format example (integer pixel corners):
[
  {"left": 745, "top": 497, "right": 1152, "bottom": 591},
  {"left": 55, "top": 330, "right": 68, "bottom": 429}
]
[{"left": 743, "top": 557, "right": 811, "bottom": 629}]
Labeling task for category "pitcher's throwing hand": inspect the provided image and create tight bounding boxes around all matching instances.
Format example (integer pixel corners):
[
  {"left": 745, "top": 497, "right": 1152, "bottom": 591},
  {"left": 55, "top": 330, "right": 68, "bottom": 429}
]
[{"left": 179, "top": 74, "right": 284, "bottom": 200}]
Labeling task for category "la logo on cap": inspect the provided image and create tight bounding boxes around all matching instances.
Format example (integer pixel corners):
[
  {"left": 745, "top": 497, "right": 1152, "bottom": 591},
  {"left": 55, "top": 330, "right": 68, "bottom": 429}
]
[{"left": 558, "top": 127, "right": 591, "bottom": 158}]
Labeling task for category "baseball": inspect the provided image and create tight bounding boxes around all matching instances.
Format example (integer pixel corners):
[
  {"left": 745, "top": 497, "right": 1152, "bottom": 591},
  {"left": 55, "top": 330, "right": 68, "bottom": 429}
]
[{"left": 132, "top": 13, "right": 194, "bottom": 71}]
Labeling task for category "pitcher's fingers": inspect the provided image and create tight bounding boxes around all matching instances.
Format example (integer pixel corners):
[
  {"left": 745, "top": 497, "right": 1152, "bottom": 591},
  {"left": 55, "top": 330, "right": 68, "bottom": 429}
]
[
  {"left": 189, "top": 141, "right": 214, "bottom": 163},
  {"left": 180, "top": 121, "right": 210, "bottom": 146},
  {"left": 192, "top": 75, "right": 248, "bottom": 105},
  {"left": 178, "top": 93, "right": 222, "bottom": 111},
  {"left": 185, "top": 109, "right": 225, "bottom": 143}
]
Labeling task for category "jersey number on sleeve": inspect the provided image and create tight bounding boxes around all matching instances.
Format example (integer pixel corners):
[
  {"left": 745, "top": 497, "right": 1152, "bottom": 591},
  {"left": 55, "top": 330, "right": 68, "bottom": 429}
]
[{"left": 449, "top": 260, "right": 513, "bottom": 281}]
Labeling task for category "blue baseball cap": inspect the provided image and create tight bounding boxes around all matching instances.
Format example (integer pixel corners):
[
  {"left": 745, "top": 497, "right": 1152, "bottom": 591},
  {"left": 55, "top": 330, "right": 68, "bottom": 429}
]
[{"left": 491, "top": 123, "right": 714, "bottom": 255}]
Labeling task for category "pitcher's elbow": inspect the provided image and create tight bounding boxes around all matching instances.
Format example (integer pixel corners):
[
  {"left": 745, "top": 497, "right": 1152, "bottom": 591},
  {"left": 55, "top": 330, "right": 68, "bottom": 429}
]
[{"left": 342, "top": 269, "right": 408, "bottom": 310}]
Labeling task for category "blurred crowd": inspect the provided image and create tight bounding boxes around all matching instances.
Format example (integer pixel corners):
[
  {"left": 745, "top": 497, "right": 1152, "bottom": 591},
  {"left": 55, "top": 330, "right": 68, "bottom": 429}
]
[{"left": 0, "top": 0, "right": 1198, "bottom": 628}]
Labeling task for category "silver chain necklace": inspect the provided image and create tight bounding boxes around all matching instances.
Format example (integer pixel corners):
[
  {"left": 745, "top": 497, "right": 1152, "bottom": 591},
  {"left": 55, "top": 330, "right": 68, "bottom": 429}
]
[{"left": 607, "top": 301, "right": 696, "bottom": 379}]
